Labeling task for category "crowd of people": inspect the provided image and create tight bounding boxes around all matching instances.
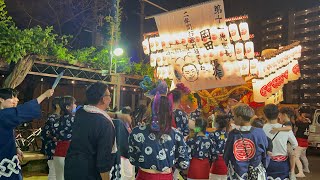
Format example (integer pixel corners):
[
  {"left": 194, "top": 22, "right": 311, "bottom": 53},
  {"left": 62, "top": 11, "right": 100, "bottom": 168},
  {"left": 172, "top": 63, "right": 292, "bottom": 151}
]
[{"left": 0, "top": 82, "right": 313, "bottom": 180}]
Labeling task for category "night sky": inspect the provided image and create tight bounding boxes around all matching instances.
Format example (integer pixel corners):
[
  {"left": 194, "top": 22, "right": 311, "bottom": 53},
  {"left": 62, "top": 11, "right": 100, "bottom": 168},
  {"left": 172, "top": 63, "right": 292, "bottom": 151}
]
[{"left": 5, "top": 0, "right": 319, "bottom": 61}]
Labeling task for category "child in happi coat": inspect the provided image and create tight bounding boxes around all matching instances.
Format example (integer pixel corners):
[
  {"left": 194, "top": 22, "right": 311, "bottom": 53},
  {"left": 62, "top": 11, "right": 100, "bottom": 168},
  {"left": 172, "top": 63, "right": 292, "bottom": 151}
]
[
  {"left": 40, "top": 96, "right": 61, "bottom": 180},
  {"left": 209, "top": 115, "right": 228, "bottom": 180},
  {"left": 187, "top": 118, "right": 215, "bottom": 180},
  {"left": 224, "top": 104, "right": 269, "bottom": 180}
]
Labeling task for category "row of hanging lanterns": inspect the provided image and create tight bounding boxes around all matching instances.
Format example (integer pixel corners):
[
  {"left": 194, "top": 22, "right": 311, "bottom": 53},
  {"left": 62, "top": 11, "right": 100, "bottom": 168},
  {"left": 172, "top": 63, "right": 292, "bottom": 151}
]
[
  {"left": 252, "top": 45, "right": 301, "bottom": 102},
  {"left": 143, "top": 22, "right": 251, "bottom": 55}
]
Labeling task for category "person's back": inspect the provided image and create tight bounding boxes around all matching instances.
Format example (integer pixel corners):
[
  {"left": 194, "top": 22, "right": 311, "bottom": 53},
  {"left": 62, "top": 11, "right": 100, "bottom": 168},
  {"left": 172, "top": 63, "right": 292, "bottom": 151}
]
[
  {"left": 263, "top": 123, "right": 296, "bottom": 156},
  {"left": 65, "top": 108, "right": 115, "bottom": 179}
]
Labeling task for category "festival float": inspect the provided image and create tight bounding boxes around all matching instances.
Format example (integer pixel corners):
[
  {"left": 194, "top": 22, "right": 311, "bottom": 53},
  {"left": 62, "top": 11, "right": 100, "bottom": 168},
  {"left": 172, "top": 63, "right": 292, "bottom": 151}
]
[{"left": 141, "top": 0, "right": 301, "bottom": 123}]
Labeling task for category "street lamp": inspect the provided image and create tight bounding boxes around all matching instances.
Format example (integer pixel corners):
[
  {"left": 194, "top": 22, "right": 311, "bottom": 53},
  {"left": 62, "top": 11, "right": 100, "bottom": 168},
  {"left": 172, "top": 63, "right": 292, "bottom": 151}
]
[{"left": 113, "top": 47, "right": 124, "bottom": 57}]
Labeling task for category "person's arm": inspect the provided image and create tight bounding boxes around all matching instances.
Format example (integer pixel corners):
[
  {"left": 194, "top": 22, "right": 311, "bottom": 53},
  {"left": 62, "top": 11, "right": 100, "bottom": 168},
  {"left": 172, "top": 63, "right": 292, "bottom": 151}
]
[
  {"left": 108, "top": 112, "right": 132, "bottom": 124},
  {"left": 37, "top": 89, "right": 54, "bottom": 104},
  {"left": 100, "top": 172, "right": 110, "bottom": 180},
  {"left": 270, "top": 125, "right": 292, "bottom": 134},
  {"left": 96, "top": 119, "right": 115, "bottom": 177},
  {"left": 0, "top": 89, "right": 54, "bottom": 128},
  {"left": 174, "top": 130, "right": 190, "bottom": 170},
  {"left": 128, "top": 129, "right": 141, "bottom": 167},
  {"left": 223, "top": 131, "right": 233, "bottom": 165},
  {"left": 288, "top": 130, "right": 298, "bottom": 150}
]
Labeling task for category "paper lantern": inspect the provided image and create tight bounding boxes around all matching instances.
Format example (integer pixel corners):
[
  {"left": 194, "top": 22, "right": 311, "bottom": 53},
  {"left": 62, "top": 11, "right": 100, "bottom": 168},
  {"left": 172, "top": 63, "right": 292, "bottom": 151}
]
[
  {"left": 149, "top": 38, "right": 157, "bottom": 52},
  {"left": 155, "top": 37, "right": 162, "bottom": 51},
  {"left": 235, "top": 42, "right": 244, "bottom": 60},
  {"left": 228, "top": 23, "right": 240, "bottom": 42},
  {"left": 238, "top": 59, "right": 249, "bottom": 76},
  {"left": 252, "top": 78, "right": 268, "bottom": 102},
  {"left": 217, "top": 45, "right": 225, "bottom": 61},
  {"left": 163, "top": 53, "right": 171, "bottom": 65},
  {"left": 245, "top": 41, "right": 254, "bottom": 59},
  {"left": 294, "top": 45, "right": 302, "bottom": 59},
  {"left": 142, "top": 39, "right": 150, "bottom": 55},
  {"left": 156, "top": 53, "right": 163, "bottom": 67},
  {"left": 231, "top": 61, "right": 241, "bottom": 76},
  {"left": 211, "top": 27, "right": 221, "bottom": 46},
  {"left": 257, "top": 60, "right": 266, "bottom": 78},
  {"left": 250, "top": 58, "right": 258, "bottom": 75},
  {"left": 225, "top": 44, "right": 236, "bottom": 61},
  {"left": 222, "top": 61, "right": 233, "bottom": 77},
  {"left": 200, "top": 49, "right": 210, "bottom": 63},
  {"left": 208, "top": 49, "right": 216, "bottom": 61},
  {"left": 239, "top": 22, "right": 250, "bottom": 41},
  {"left": 288, "top": 59, "right": 300, "bottom": 81},
  {"left": 150, "top": 53, "right": 156, "bottom": 67},
  {"left": 219, "top": 27, "right": 230, "bottom": 44}
]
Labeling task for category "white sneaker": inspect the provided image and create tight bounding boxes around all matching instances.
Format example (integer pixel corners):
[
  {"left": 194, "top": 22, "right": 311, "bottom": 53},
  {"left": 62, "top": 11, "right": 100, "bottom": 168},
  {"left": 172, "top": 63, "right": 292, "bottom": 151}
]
[{"left": 289, "top": 172, "right": 296, "bottom": 180}]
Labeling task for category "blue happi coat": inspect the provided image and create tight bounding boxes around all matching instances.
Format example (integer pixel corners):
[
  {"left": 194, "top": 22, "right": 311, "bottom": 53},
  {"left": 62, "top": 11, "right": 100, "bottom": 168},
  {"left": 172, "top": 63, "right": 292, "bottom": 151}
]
[{"left": 0, "top": 100, "right": 41, "bottom": 180}]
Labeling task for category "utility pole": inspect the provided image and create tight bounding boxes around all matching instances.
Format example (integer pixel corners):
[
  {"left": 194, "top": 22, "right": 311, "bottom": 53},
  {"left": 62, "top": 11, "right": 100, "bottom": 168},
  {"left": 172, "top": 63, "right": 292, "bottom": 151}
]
[{"left": 139, "top": 0, "right": 145, "bottom": 61}]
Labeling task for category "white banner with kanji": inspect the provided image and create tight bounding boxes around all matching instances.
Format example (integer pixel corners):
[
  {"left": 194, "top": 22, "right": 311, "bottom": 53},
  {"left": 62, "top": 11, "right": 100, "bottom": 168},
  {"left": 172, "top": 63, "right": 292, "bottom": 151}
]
[{"left": 154, "top": 0, "right": 226, "bottom": 35}]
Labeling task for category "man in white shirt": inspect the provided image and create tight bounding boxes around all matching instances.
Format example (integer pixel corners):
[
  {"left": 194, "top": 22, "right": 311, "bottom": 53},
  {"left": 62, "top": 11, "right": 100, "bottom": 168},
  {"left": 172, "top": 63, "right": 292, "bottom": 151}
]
[{"left": 263, "top": 104, "right": 298, "bottom": 180}]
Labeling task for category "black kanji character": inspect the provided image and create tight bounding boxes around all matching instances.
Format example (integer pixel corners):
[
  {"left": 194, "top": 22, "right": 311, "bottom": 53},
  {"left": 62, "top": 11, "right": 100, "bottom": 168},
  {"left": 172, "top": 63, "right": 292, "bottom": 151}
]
[
  {"left": 200, "top": 29, "right": 211, "bottom": 41},
  {"left": 203, "top": 41, "right": 214, "bottom": 50},
  {"left": 214, "top": 5, "right": 223, "bottom": 14}
]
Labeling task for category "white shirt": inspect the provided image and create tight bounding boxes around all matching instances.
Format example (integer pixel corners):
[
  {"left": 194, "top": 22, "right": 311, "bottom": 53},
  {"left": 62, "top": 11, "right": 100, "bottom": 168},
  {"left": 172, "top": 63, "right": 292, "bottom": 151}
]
[{"left": 263, "top": 123, "right": 298, "bottom": 156}]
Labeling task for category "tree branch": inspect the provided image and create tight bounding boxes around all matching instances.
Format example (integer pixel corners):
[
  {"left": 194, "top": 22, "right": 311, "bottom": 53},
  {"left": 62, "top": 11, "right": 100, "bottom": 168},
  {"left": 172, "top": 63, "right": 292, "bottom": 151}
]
[{"left": 47, "top": 0, "right": 62, "bottom": 35}]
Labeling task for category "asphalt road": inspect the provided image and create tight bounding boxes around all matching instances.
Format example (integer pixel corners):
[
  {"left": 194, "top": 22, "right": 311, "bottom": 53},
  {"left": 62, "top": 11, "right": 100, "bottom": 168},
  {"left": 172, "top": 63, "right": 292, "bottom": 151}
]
[{"left": 300, "top": 148, "right": 320, "bottom": 180}]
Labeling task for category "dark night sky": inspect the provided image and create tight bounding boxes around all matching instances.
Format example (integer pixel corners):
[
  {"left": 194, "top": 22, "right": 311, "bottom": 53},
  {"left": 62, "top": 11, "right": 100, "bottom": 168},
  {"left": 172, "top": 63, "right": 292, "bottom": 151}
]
[
  {"left": 5, "top": 0, "right": 319, "bottom": 60},
  {"left": 122, "top": 0, "right": 318, "bottom": 58}
]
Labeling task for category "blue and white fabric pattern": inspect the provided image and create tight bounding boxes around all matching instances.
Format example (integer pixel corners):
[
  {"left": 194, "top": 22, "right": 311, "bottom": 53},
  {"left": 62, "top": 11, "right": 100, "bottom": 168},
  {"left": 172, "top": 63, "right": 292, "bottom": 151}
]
[
  {"left": 41, "top": 114, "right": 59, "bottom": 160},
  {"left": 53, "top": 114, "right": 74, "bottom": 141},
  {"left": 128, "top": 125, "right": 190, "bottom": 172},
  {"left": 209, "top": 130, "right": 228, "bottom": 155},
  {"left": 174, "top": 109, "right": 189, "bottom": 136},
  {"left": 186, "top": 135, "right": 215, "bottom": 160}
]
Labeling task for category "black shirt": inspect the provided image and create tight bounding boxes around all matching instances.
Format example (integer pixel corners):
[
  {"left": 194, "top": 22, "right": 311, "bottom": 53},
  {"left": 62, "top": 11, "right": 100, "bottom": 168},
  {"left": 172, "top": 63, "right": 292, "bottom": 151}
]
[
  {"left": 65, "top": 108, "right": 115, "bottom": 180},
  {"left": 295, "top": 121, "right": 311, "bottom": 139}
]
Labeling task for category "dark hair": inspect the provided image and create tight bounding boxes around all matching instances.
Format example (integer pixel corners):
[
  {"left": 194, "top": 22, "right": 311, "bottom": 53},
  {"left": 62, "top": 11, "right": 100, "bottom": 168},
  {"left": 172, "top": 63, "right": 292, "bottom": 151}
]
[
  {"left": 279, "top": 107, "right": 295, "bottom": 119},
  {"left": 229, "top": 92, "right": 241, "bottom": 102},
  {"left": 132, "top": 104, "right": 147, "bottom": 127},
  {"left": 86, "top": 82, "right": 109, "bottom": 105},
  {"left": 60, "top": 96, "right": 76, "bottom": 115},
  {"left": 52, "top": 96, "right": 61, "bottom": 111},
  {"left": 121, "top": 106, "right": 132, "bottom": 114},
  {"left": 195, "top": 118, "right": 207, "bottom": 134},
  {"left": 153, "top": 96, "right": 172, "bottom": 136},
  {"left": 170, "top": 89, "right": 182, "bottom": 103},
  {"left": 263, "top": 104, "right": 279, "bottom": 120},
  {"left": 215, "top": 115, "right": 228, "bottom": 129},
  {"left": 0, "top": 88, "right": 18, "bottom": 100},
  {"left": 251, "top": 118, "right": 265, "bottom": 128}
]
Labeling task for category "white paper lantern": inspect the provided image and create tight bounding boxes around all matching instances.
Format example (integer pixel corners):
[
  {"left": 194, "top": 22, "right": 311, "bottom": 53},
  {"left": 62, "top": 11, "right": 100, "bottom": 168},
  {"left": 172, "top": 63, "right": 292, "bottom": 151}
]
[
  {"left": 225, "top": 44, "right": 236, "bottom": 61},
  {"left": 156, "top": 53, "right": 163, "bottom": 67},
  {"left": 238, "top": 59, "right": 249, "bottom": 76},
  {"left": 252, "top": 78, "right": 268, "bottom": 102},
  {"left": 257, "top": 60, "right": 266, "bottom": 78},
  {"left": 250, "top": 58, "right": 258, "bottom": 75},
  {"left": 239, "top": 22, "right": 250, "bottom": 41},
  {"left": 222, "top": 61, "right": 233, "bottom": 77},
  {"left": 163, "top": 53, "right": 171, "bottom": 65},
  {"left": 235, "top": 42, "right": 244, "bottom": 60},
  {"left": 210, "top": 27, "right": 221, "bottom": 46},
  {"left": 217, "top": 45, "right": 225, "bottom": 61},
  {"left": 150, "top": 53, "right": 156, "bottom": 67},
  {"left": 155, "top": 37, "right": 162, "bottom": 51},
  {"left": 142, "top": 39, "right": 150, "bottom": 55},
  {"left": 228, "top": 23, "right": 240, "bottom": 42},
  {"left": 288, "top": 59, "right": 300, "bottom": 81},
  {"left": 245, "top": 41, "right": 254, "bottom": 59},
  {"left": 219, "top": 27, "right": 230, "bottom": 44},
  {"left": 149, "top": 38, "right": 157, "bottom": 52}
]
